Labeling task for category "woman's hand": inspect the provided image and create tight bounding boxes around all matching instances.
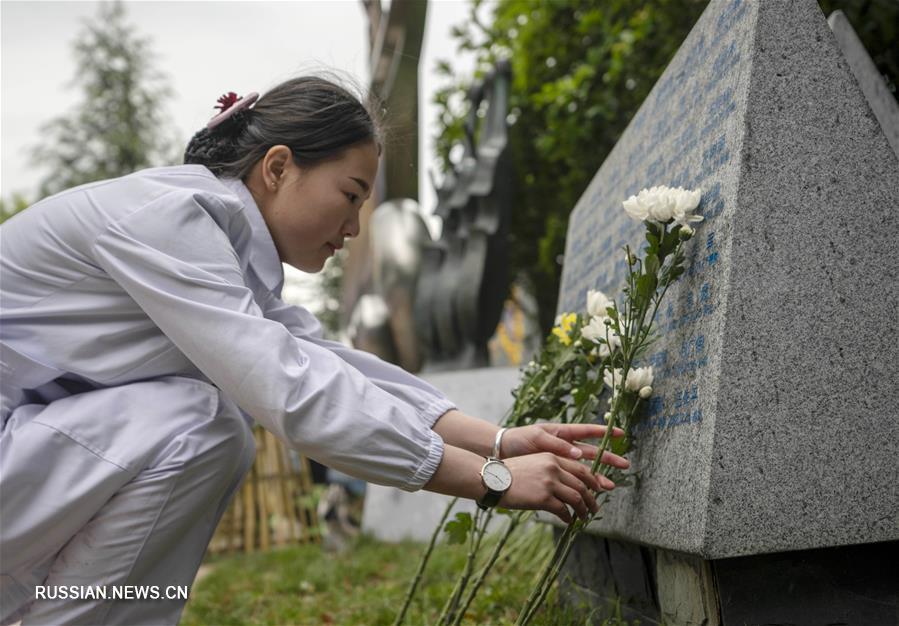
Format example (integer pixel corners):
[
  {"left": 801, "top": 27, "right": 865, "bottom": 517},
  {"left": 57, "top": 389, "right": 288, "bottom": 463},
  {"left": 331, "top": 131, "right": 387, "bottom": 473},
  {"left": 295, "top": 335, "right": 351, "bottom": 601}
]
[
  {"left": 500, "top": 423, "right": 630, "bottom": 473},
  {"left": 498, "top": 453, "right": 605, "bottom": 523}
]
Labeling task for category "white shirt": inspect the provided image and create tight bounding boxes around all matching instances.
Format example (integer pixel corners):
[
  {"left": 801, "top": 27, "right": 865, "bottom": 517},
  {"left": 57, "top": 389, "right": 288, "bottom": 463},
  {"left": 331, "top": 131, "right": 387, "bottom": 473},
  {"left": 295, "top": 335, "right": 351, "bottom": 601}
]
[{"left": 0, "top": 164, "right": 453, "bottom": 491}]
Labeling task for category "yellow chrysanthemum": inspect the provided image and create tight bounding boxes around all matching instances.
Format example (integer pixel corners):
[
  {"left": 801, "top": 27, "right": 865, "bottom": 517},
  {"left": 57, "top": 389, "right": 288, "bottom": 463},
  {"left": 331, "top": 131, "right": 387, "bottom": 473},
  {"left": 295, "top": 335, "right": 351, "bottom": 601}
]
[
  {"left": 551, "top": 312, "right": 577, "bottom": 345},
  {"left": 551, "top": 327, "right": 570, "bottom": 345}
]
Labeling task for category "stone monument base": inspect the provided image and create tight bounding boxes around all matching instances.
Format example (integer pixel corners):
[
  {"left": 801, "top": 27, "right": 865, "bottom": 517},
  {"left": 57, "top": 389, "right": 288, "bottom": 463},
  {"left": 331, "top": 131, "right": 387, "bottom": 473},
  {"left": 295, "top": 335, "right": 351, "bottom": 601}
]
[{"left": 557, "top": 534, "right": 899, "bottom": 625}]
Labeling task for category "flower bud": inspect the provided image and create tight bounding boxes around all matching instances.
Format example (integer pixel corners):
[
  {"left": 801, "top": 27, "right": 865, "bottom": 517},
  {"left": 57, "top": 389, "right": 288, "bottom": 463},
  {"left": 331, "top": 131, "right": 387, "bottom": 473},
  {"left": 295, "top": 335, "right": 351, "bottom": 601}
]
[
  {"left": 603, "top": 412, "right": 612, "bottom": 421},
  {"left": 679, "top": 226, "right": 694, "bottom": 240},
  {"left": 574, "top": 340, "right": 583, "bottom": 349},
  {"left": 639, "top": 386, "right": 653, "bottom": 399},
  {"left": 625, "top": 251, "right": 636, "bottom": 265}
]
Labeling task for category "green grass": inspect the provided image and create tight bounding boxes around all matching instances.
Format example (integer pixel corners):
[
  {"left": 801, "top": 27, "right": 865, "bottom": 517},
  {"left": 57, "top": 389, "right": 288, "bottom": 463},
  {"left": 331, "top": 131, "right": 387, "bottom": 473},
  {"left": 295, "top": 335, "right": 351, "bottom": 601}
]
[{"left": 181, "top": 530, "right": 635, "bottom": 625}]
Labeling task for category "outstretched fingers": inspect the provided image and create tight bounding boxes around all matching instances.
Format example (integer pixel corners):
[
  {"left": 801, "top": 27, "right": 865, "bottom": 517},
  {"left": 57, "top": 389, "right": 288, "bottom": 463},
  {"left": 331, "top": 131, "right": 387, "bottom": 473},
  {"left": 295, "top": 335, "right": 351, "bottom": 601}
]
[
  {"left": 557, "top": 470, "right": 598, "bottom": 516},
  {"left": 571, "top": 443, "right": 630, "bottom": 469},
  {"left": 546, "top": 498, "right": 573, "bottom": 524},
  {"left": 539, "top": 424, "right": 630, "bottom": 469},
  {"left": 504, "top": 451, "right": 622, "bottom": 523},
  {"left": 535, "top": 430, "right": 588, "bottom": 460},
  {"left": 558, "top": 456, "right": 616, "bottom": 492},
  {"left": 550, "top": 423, "right": 625, "bottom": 441},
  {"left": 552, "top": 482, "right": 589, "bottom": 520}
]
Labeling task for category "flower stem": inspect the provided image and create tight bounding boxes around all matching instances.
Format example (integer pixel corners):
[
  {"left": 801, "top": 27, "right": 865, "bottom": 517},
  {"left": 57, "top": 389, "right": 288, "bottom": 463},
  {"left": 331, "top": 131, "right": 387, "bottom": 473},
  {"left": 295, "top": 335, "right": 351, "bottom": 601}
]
[
  {"left": 393, "top": 497, "right": 458, "bottom": 626},
  {"left": 514, "top": 521, "right": 576, "bottom": 625},
  {"left": 438, "top": 508, "right": 490, "bottom": 626},
  {"left": 514, "top": 219, "right": 695, "bottom": 625},
  {"left": 524, "top": 529, "right": 578, "bottom": 623},
  {"left": 516, "top": 400, "right": 625, "bottom": 626},
  {"left": 452, "top": 512, "right": 526, "bottom": 625}
]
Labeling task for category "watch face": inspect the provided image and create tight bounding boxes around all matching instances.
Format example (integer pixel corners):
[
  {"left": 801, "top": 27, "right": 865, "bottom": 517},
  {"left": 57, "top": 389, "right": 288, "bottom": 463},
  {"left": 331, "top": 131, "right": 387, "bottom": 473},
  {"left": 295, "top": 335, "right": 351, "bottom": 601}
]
[{"left": 482, "top": 460, "right": 512, "bottom": 491}]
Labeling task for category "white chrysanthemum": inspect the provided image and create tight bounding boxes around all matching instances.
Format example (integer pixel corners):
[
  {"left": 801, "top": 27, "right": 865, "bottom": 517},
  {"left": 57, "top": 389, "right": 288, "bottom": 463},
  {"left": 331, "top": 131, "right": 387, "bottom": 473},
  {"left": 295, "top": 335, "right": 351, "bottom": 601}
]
[
  {"left": 599, "top": 328, "right": 622, "bottom": 357},
  {"left": 584, "top": 314, "right": 621, "bottom": 359},
  {"left": 623, "top": 185, "right": 703, "bottom": 226},
  {"left": 623, "top": 186, "right": 675, "bottom": 222},
  {"left": 670, "top": 187, "right": 703, "bottom": 228},
  {"left": 580, "top": 316, "right": 607, "bottom": 342},
  {"left": 625, "top": 366, "right": 654, "bottom": 392},
  {"left": 672, "top": 186, "right": 701, "bottom": 212},
  {"left": 586, "top": 289, "right": 614, "bottom": 318},
  {"left": 622, "top": 195, "right": 649, "bottom": 221},
  {"left": 603, "top": 368, "right": 622, "bottom": 390},
  {"left": 647, "top": 187, "right": 678, "bottom": 222}
]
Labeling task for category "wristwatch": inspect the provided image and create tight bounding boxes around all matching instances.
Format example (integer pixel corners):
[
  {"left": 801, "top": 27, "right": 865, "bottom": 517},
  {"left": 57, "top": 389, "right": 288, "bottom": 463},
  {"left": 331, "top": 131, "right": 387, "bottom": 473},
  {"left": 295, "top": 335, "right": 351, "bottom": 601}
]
[
  {"left": 477, "top": 428, "right": 512, "bottom": 511},
  {"left": 477, "top": 458, "right": 512, "bottom": 510}
]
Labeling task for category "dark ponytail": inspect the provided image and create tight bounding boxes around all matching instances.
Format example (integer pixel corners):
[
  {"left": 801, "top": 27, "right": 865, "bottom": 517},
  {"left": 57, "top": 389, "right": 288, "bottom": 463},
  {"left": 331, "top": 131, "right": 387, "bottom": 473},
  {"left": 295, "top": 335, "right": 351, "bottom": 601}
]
[{"left": 184, "top": 74, "right": 382, "bottom": 178}]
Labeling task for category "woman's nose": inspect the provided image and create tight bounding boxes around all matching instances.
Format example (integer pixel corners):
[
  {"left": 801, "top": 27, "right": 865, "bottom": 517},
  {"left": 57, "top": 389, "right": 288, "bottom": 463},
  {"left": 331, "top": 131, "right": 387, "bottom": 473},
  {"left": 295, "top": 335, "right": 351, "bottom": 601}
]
[{"left": 344, "top": 216, "right": 360, "bottom": 239}]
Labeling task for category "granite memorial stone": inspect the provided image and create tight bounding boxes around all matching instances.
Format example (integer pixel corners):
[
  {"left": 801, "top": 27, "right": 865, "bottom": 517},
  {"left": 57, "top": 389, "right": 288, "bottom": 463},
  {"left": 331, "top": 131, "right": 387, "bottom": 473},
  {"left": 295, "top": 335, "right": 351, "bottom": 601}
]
[
  {"left": 827, "top": 10, "right": 899, "bottom": 159},
  {"left": 556, "top": 0, "right": 898, "bottom": 559},
  {"left": 550, "top": 0, "right": 898, "bottom": 621}
]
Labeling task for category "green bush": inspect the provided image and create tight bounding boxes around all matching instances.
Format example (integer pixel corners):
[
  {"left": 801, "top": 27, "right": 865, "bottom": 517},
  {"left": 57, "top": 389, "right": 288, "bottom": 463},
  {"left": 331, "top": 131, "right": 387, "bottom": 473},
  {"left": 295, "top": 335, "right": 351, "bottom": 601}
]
[
  {"left": 433, "top": 0, "right": 709, "bottom": 334},
  {"left": 432, "top": 0, "right": 897, "bottom": 335}
]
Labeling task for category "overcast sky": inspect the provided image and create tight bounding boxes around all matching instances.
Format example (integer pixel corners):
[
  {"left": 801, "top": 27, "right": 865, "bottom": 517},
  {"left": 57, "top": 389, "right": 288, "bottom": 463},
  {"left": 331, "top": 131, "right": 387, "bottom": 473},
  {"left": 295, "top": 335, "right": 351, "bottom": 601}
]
[
  {"left": 0, "top": 0, "right": 473, "bottom": 212},
  {"left": 1, "top": 0, "right": 475, "bottom": 306}
]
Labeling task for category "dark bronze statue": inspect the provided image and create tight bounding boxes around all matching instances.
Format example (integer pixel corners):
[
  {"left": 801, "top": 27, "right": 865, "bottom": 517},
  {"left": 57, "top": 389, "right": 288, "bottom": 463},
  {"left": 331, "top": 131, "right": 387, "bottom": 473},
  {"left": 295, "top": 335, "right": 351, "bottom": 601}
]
[
  {"left": 349, "top": 61, "right": 513, "bottom": 372},
  {"left": 417, "top": 60, "right": 513, "bottom": 369}
]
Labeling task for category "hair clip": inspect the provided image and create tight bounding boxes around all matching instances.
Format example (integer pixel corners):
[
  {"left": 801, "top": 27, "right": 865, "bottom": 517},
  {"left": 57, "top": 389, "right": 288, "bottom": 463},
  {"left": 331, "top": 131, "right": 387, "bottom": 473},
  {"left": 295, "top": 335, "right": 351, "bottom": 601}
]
[
  {"left": 215, "top": 92, "right": 240, "bottom": 112},
  {"left": 207, "top": 91, "right": 259, "bottom": 130}
]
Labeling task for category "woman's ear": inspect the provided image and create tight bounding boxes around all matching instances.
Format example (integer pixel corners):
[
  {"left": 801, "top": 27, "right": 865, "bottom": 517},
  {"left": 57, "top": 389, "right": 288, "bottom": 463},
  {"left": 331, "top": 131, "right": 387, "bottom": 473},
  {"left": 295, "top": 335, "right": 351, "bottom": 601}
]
[{"left": 262, "top": 145, "right": 293, "bottom": 189}]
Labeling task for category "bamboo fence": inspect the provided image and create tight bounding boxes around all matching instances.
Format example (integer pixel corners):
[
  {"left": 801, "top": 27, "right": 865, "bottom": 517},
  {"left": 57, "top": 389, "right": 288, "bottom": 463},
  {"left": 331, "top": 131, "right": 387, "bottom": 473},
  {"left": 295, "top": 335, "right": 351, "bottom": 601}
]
[{"left": 209, "top": 426, "right": 321, "bottom": 554}]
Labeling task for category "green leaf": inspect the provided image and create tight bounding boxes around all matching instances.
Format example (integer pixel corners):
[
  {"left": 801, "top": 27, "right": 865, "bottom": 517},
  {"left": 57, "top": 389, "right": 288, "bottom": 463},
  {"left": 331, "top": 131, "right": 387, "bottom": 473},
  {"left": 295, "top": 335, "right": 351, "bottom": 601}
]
[
  {"left": 434, "top": 59, "right": 453, "bottom": 76},
  {"left": 644, "top": 253, "right": 660, "bottom": 276},
  {"left": 645, "top": 230, "right": 659, "bottom": 254},
  {"left": 645, "top": 220, "right": 662, "bottom": 239},
  {"left": 443, "top": 512, "right": 473, "bottom": 545},
  {"left": 661, "top": 229, "right": 680, "bottom": 255},
  {"left": 611, "top": 435, "right": 631, "bottom": 456},
  {"left": 636, "top": 273, "right": 657, "bottom": 301}
]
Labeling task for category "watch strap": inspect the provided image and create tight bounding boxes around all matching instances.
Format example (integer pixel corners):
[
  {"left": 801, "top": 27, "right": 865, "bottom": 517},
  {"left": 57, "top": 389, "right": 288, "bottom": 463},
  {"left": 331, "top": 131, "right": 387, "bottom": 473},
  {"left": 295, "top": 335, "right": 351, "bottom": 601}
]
[{"left": 477, "top": 488, "right": 503, "bottom": 511}]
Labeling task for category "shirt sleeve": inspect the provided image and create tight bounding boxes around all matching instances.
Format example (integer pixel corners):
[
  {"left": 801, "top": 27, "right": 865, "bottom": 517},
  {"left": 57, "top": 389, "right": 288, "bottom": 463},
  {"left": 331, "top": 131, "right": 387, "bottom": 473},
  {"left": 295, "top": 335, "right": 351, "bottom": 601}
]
[
  {"left": 257, "top": 290, "right": 458, "bottom": 428},
  {"left": 88, "top": 192, "right": 444, "bottom": 492}
]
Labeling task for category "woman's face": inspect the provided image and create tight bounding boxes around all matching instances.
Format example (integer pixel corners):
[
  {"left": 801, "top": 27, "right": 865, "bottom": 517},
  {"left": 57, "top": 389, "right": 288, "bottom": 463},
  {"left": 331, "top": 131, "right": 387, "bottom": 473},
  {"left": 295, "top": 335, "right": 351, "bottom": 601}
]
[{"left": 251, "top": 141, "right": 378, "bottom": 273}]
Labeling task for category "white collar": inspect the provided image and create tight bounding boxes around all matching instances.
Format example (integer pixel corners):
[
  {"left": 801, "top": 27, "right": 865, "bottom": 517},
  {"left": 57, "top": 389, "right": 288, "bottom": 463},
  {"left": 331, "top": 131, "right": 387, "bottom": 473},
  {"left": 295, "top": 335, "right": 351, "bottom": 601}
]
[{"left": 219, "top": 177, "right": 284, "bottom": 296}]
